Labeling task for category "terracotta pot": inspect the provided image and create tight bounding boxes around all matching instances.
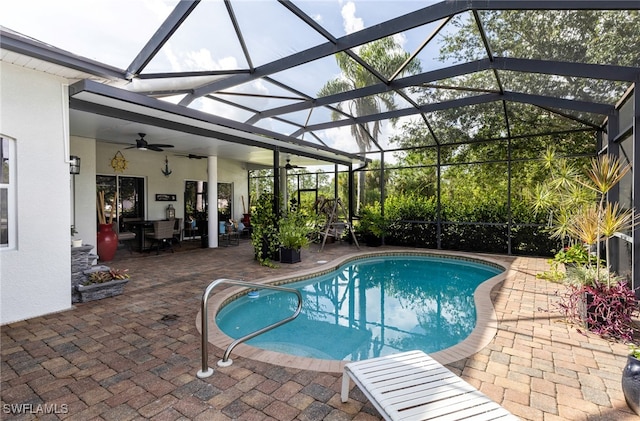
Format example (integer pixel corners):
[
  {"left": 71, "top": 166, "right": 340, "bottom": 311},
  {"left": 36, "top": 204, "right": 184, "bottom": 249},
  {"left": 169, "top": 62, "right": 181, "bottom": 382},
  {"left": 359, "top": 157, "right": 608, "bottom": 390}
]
[
  {"left": 96, "top": 223, "right": 118, "bottom": 262},
  {"left": 623, "top": 355, "right": 640, "bottom": 415}
]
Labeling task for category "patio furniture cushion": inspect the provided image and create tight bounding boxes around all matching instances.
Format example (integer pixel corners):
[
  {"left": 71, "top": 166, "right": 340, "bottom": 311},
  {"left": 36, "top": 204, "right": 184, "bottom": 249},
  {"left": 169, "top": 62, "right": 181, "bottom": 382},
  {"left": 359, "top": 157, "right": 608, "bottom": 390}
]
[{"left": 341, "top": 350, "right": 518, "bottom": 421}]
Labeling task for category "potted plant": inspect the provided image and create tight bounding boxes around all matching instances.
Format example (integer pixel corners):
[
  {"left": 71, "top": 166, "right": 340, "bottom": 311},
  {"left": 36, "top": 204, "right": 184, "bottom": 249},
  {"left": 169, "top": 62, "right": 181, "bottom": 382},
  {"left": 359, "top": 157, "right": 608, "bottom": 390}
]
[
  {"left": 623, "top": 344, "right": 640, "bottom": 415},
  {"left": 249, "top": 192, "right": 280, "bottom": 266},
  {"left": 356, "top": 204, "right": 388, "bottom": 247},
  {"left": 77, "top": 268, "right": 130, "bottom": 302},
  {"left": 71, "top": 225, "right": 82, "bottom": 247},
  {"left": 279, "top": 210, "right": 312, "bottom": 264}
]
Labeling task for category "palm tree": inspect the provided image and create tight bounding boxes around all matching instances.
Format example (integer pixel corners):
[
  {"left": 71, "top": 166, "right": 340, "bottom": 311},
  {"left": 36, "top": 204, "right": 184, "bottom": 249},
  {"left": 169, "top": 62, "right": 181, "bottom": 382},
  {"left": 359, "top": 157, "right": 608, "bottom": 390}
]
[{"left": 318, "top": 37, "right": 420, "bottom": 212}]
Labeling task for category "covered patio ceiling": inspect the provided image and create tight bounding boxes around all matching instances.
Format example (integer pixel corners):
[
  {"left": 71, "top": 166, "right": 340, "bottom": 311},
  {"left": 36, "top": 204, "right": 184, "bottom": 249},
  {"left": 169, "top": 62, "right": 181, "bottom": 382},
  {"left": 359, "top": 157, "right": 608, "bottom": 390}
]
[{"left": 1, "top": 0, "right": 639, "bottom": 168}]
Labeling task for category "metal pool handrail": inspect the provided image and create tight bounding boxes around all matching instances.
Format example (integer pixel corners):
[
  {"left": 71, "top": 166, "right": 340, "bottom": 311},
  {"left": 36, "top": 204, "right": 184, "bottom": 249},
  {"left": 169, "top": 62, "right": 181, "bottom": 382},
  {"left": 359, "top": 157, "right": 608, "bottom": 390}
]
[{"left": 196, "top": 278, "right": 303, "bottom": 378}]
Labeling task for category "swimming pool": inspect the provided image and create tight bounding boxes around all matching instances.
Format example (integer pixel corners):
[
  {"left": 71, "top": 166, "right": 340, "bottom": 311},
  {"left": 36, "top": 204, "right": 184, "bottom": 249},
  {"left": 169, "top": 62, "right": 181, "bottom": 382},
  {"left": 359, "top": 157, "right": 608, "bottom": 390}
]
[{"left": 216, "top": 254, "right": 503, "bottom": 361}]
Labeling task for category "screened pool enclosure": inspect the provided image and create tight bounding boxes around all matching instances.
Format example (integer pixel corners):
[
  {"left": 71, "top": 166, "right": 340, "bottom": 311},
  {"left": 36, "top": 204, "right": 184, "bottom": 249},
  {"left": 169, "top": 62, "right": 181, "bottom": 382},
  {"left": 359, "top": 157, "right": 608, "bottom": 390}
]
[{"left": 1, "top": 1, "right": 639, "bottom": 285}]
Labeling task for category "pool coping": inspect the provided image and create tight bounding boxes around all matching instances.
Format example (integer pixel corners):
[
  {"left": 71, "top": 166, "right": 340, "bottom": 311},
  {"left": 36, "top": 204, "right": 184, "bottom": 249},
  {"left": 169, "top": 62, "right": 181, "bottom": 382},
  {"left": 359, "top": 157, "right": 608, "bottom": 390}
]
[{"left": 196, "top": 248, "right": 514, "bottom": 374}]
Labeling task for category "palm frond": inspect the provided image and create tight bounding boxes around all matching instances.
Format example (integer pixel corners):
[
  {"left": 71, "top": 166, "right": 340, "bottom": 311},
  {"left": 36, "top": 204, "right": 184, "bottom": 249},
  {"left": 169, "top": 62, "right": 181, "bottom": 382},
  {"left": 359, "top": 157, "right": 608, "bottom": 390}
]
[
  {"left": 584, "top": 154, "right": 631, "bottom": 194},
  {"left": 567, "top": 204, "right": 600, "bottom": 246},
  {"left": 600, "top": 202, "right": 635, "bottom": 238}
]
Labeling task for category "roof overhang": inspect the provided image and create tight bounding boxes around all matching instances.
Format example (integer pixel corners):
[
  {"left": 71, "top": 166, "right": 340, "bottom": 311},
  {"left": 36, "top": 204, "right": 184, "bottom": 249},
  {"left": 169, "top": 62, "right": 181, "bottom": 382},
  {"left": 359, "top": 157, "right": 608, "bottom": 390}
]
[{"left": 69, "top": 79, "right": 366, "bottom": 167}]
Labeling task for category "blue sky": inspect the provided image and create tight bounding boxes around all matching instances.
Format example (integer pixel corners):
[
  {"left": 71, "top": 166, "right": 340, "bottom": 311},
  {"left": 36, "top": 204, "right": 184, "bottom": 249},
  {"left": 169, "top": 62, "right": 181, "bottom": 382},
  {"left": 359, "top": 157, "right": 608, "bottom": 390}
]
[{"left": 1, "top": 0, "right": 451, "bottom": 154}]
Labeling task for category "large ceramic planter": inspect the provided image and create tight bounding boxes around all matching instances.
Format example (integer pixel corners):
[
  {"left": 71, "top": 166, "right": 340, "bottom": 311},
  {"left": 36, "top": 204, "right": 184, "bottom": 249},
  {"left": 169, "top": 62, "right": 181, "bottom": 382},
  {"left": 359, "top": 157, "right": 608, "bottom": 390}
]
[
  {"left": 280, "top": 247, "right": 301, "bottom": 264},
  {"left": 623, "top": 355, "right": 640, "bottom": 415},
  {"left": 97, "top": 223, "right": 118, "bottom": 262},
  {"left": 76, "top": 278, "right": 129, "bottom": 303}
]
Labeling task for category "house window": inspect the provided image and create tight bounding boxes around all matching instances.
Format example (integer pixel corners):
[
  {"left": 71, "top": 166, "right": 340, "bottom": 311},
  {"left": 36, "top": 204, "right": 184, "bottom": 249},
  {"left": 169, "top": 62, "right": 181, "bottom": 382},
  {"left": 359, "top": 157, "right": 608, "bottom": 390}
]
[
  {"left": 1, "top": 136, "right": 16, "bottom": 249},
  {"left": 96, "top": 175, "right": 145, "bottom": 230}
]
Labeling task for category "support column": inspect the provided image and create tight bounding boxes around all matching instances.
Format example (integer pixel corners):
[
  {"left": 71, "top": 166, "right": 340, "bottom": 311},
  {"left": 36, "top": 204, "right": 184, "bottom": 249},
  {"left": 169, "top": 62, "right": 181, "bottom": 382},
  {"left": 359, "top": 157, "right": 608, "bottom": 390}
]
[
  {"left": 280, "top": 166, "right": 288, "bottom": 210},
  {"left": 207, "top": 156, "right": 218, "bottom": 248},
  {"left": 607, "top": 112, "right": 620, "bottom": 277},
  {"left": 633, "top": 85, "right": 640, "bottom": 294},
  {"left": 380, "top": 152, "right": 385, "bottom": 245},
  {"left": 436, "top": 145, "right": 442, "bottom": 250},
  {"left": 273, "top": 150, "right": 280, "bottom": 214}
]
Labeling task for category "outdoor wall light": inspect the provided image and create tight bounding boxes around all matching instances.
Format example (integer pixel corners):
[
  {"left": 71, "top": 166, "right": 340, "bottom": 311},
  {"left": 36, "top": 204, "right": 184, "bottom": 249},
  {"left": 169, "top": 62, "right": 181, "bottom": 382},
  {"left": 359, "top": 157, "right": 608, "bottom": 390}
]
[{"left": 69, "top": 155, "right": 81, "bottom": 175}]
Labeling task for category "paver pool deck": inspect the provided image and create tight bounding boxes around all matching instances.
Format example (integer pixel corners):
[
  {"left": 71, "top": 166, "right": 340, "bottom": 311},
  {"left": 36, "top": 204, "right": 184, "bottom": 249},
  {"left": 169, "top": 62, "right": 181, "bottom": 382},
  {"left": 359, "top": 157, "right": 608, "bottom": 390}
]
[{"left": 1, "top": 239, "right": 637, "bottom": 420}]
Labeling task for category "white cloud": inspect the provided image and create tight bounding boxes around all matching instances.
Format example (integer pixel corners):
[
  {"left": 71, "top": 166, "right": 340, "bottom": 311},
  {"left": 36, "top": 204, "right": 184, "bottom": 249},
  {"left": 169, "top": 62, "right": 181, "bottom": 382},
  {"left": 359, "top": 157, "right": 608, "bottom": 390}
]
[
  {"left": 185, "top": 49, "right": 218, "bottom": 70},
  {"left": 161, "top": 42, "right": 240, "bottom": 73},
  {"left": 341, "top": 1, "right": 364, "bottom": 35},
  {"left": 142, "top": 0, "right": 174, "bottom": 22},
  {"left": 324, "top": 126, "right": 358, "bottom": 154}
]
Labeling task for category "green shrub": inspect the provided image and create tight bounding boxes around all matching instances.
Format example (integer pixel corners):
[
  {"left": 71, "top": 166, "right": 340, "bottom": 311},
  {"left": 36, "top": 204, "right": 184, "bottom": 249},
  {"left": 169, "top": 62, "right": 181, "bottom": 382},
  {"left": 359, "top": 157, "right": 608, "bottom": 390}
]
[
  {"left": 553, "top": 244, "right": 590, "bottom": 265},
  {"left": 279, "top": 210, "right": 313, "bottom": 249}
]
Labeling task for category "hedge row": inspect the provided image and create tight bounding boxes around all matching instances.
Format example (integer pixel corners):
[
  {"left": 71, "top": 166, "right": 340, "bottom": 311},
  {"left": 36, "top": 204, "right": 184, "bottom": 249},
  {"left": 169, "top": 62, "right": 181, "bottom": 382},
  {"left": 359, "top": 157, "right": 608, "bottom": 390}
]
[{"left": 378, "top": 194, "right": 559, "bottom": 256}]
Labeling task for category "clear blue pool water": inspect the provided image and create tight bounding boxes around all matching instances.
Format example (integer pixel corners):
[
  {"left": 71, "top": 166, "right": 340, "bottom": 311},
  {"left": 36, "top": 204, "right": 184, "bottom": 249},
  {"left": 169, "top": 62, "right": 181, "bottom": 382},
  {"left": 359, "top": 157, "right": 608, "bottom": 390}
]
[{"left": 216, "top": 255, "right": 502, "bottom": 361}]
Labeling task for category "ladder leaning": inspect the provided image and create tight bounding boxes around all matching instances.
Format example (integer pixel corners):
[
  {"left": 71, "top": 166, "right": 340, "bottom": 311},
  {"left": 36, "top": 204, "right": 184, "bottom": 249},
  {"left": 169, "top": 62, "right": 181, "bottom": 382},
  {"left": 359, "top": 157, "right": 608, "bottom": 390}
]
[{"left": 318, "top": 198, "right": 359, "bottom": 251}]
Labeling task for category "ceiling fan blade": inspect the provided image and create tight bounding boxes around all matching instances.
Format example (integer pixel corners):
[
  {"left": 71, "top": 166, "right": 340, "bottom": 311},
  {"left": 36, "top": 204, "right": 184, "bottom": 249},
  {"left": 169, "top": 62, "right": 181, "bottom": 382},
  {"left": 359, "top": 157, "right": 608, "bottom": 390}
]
[
  {"left": 284, "top": 159, "right": 305, "bottom": 170},
  {"left": 130, "top": 133, "right": 174, "bottom": 151},
  {"left": 284, "top": 159, "right": 303, "bottom": 170},
  {"left": 176, "top": 154, "right": 206, "bottom": 159}
]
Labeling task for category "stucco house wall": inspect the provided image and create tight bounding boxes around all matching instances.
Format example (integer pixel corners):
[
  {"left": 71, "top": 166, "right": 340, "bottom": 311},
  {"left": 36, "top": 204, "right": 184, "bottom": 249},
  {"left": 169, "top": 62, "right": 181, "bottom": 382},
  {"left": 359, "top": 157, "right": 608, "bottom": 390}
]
[
  {"left": 1, "top": 62, "right": 73, "bottom": 324},
  {"left": 1, "top": 61, "right": 254, "bottom": 324}
]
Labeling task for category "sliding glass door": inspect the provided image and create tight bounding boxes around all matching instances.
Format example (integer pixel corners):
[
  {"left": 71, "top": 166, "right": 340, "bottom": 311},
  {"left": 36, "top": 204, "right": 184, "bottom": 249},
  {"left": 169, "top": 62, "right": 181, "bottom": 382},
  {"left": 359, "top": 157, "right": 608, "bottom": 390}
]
[
  {"left": 218, "top": 183, "right": 232, "bottom": 222},
  {"left": 96, "top": 175, "right": 145, "bottom": 231},
  {"left": 184, "top": 181, "right": 233, "bottom": 240}
]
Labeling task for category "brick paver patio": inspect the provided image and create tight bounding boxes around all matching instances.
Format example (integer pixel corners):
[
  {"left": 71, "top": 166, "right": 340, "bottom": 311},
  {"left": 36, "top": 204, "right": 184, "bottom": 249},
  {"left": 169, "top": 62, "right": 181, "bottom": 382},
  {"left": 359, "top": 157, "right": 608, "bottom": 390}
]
[{"left": 1, "top": 239, "right": 638, "bottom": 420}]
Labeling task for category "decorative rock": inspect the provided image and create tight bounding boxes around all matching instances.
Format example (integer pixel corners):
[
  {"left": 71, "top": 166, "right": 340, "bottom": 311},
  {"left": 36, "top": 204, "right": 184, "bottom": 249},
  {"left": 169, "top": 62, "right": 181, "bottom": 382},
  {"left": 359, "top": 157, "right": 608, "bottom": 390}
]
[
  {"left": 76, "top": 278, "right": 129, "bottom": 303},
  {"left": 71, "top": 245, "right": 95, "bottom": 303}
]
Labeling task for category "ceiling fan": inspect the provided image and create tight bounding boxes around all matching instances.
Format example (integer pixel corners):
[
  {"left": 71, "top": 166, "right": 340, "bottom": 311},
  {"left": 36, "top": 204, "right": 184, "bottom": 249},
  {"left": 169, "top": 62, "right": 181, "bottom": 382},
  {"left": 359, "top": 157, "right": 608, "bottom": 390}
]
[
  {"left": 175, "top": 153, "right": 207, "bottom": 159},
  {"left": 284, "top": 158, "right": 305, "bottom": 170},
  {"left": 126, "top": 133, "right": 174, "bottom": 152}
]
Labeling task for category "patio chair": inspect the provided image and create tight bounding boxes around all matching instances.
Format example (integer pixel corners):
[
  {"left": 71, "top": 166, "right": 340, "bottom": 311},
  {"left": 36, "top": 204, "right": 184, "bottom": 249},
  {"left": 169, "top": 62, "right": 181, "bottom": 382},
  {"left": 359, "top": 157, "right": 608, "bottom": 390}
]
[
  {"left": 144, "top": 220, "right": 175, "bottom": 255},
  {"left": 172, "top": 218, "right": 183, "bottom": 247},
  {"left": 185, "top": 218, "right": 198, "bottom": 240},
  {"left": 341, "top": 350, "right": 518, "bottom": 421},
  {"left": 117, "top": 229, "right": 136, "bottom": 253}
]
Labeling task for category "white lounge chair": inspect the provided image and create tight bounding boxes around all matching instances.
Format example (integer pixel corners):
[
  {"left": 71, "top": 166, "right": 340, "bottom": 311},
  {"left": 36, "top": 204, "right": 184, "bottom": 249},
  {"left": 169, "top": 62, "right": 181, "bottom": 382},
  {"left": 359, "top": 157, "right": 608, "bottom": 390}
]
[{"left": 341, "top": 350, "right": 519, "bottom": 421}]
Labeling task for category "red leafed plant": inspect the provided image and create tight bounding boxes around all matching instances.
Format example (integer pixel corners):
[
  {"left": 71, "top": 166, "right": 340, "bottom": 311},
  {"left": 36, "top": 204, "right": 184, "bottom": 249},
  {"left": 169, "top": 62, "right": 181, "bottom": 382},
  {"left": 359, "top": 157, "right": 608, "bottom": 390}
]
[{"left": 558, "top": 279, "right": 639, "bottom": 342}]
